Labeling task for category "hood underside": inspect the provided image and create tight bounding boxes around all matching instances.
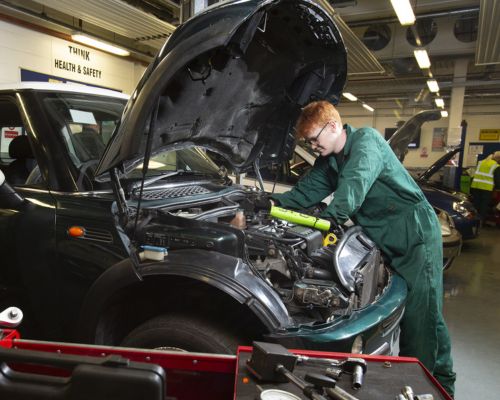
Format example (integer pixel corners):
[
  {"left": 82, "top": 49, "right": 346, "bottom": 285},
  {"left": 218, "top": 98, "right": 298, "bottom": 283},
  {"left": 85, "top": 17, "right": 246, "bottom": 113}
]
[
  {"left": 388, "top": 110, "right": 441, "bottom": 162},
  {"left": 96, "top": 0, "right": 347, "bottom": 176},
  {"left": 418, "top": 147, "right": 461, "bottom": 182}
]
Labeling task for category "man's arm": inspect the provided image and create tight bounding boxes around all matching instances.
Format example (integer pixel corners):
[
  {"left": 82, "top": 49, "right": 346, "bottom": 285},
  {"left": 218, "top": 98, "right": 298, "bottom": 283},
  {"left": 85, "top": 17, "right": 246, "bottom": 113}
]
[
  {"left": 320, "top": 129, "right": 384, "bottom": 223},
  {"left": 494, "top": 165, "right": 500, "bottom": 190},
  {"left": 272, "top": 157, "right": 335, "bottom": 210}
]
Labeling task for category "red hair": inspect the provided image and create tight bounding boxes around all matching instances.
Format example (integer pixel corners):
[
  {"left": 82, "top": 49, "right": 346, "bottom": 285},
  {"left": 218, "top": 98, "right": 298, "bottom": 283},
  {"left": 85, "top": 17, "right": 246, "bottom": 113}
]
[{"left": 295, "top": 101, "right": 342, "bottom": 137}]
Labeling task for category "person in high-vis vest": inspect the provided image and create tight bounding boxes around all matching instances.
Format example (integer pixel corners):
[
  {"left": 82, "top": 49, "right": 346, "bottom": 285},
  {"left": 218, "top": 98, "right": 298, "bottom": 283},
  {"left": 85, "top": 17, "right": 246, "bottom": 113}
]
[{"left": 470, "top": 151, "right": 500, "bottom": 222}]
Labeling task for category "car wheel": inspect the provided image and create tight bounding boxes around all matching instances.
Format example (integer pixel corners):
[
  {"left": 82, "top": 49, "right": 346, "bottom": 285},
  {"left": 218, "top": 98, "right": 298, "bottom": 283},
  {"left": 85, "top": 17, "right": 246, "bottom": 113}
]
[{"left": 121, "top": 313, "right": 241, "bottom": 354}]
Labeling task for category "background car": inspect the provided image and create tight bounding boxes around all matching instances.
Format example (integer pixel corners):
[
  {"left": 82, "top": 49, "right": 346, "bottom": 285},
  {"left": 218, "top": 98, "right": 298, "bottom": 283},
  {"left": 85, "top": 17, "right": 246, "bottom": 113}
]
[{"left": 0, "top": 0, "right": 405, "bottom": 357}]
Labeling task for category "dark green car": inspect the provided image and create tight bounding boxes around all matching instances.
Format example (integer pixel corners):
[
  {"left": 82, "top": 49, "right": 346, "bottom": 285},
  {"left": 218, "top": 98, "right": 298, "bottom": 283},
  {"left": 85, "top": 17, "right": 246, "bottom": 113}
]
[{"left": 0, "top": 0, "right": 405, "bottom": 355}]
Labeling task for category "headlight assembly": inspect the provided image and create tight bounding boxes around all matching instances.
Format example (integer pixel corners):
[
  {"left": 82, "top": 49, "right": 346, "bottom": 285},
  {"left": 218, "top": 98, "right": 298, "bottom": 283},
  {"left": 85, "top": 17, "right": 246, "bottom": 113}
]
[{"left": 453, "top": 201, "right": 470, "bottom": 217}]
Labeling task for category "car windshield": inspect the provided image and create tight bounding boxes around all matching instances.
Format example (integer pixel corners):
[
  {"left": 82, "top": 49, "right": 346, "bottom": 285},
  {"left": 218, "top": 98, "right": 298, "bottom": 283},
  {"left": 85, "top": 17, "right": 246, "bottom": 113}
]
[
  {"left": 125, "top": 147, "right": 222, "bottom": 180},
  {"left": 40, "top": 91, "right": 221, "bottom": 180},
  {"left": 41, "top": 91, "right": 126, "bottom": 167}
]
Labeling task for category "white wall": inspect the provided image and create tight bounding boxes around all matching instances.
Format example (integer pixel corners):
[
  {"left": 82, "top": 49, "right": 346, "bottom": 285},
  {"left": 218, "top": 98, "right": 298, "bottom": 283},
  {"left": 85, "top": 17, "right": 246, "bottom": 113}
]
[
  {"left": 337, "top": 103, "right": 500, "bottom": 169},
  {"left": 0, "top": 20, "right": 146, "bottom": 94}
]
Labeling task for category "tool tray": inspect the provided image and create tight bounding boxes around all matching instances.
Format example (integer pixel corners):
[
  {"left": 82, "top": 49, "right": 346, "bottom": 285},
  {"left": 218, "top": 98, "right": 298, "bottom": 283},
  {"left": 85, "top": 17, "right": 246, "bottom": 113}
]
[
  {"left": 0, "top": 329, "right": 451, "bottom": 400},
  {"left": 235, "top": 347, "right": 450, "bottom": 400}
]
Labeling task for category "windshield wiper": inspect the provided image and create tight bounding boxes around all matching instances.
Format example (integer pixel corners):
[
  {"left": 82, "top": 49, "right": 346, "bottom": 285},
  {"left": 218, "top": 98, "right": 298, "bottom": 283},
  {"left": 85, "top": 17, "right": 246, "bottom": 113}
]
[
  {"left": 131, "top": 170, "right": 222, "bottom": 190},
  {"left": 131, "top": 170, "right": 185, "bottom": 190}
]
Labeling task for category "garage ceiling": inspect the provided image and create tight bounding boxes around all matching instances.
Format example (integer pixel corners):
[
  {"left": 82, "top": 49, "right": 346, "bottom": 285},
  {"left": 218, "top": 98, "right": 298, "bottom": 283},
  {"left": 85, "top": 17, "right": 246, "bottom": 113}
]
[
  {"left": 34, "top": 0, "right": 176, "bottom": 49},
  {"left": 476, "top": 0, "right": 500, "bottom": 65},
  {"left": 2, "top": 0, "right": 385, "bottom": 76},
  {"left": 0, "top": 0, "right": 499, "bottom": 108},
  {"left": 334, "top": 0, "right": 500, "bottom": 109}
]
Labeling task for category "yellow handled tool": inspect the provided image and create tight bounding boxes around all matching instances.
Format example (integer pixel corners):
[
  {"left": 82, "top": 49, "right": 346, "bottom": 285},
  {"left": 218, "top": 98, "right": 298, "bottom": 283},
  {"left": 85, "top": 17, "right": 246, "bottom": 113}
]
[{"left": 323, "top": 232, "right": 338, "bottom": 246}]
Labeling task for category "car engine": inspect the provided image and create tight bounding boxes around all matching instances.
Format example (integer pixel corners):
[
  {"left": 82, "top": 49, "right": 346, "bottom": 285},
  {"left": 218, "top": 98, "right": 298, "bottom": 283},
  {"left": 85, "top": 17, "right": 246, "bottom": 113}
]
[{"left": 135, "top": 187, "right": 389, "bottom": 323}]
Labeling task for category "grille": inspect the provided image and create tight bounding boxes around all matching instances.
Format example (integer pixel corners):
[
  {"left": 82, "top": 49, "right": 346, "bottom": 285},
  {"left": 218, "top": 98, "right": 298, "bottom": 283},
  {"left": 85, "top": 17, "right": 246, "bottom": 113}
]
[
  {"left": 82, "top": 228, "right": 114, "bottom": 243},
  {"left": 139, "top": 185, "right": 212, "bottom": 200}
]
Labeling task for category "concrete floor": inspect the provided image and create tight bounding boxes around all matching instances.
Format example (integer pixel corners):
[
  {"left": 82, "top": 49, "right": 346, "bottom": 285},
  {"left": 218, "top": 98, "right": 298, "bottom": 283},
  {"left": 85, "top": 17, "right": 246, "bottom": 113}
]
[{"left": 443, "top": 225, "right": 500, "bottom": 400}]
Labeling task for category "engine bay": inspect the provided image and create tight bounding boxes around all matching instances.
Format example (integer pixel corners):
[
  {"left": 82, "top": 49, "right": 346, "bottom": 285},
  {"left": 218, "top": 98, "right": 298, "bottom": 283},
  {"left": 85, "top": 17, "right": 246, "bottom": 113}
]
[{"left": 134, "top": 185, "right": 390, "bottom": 324}]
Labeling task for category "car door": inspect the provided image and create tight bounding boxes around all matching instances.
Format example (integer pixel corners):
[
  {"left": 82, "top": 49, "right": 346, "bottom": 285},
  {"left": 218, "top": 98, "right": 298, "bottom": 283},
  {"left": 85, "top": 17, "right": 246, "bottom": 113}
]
[{"left": 0, "top": 94, "right": 58, "bottom": 337}]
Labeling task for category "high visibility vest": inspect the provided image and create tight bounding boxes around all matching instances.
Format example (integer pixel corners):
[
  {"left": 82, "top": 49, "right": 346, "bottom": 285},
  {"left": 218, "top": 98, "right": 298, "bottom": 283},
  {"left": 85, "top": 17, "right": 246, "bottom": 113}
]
[{"left": 471, "top": 159, "right": 498, "bottom": 191}]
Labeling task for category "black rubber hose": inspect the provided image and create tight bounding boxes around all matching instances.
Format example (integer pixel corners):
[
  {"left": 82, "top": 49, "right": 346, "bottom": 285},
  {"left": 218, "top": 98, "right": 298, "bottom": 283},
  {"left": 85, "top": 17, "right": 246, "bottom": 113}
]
[{"left": 305, "top": 267, "right": 333, "bottom": 280}]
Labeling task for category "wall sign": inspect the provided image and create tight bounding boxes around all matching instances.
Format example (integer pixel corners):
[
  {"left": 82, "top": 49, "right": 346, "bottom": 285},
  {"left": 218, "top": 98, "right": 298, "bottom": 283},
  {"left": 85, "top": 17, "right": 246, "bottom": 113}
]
[
  {"left": 479, "top": 129, "right": 500, "bottom": 141},
  {"left": 53, "top": 44, "right": 103, "bottom": 80},
  {"left": 1, "top": 127, "right": 23, "bottom": 154},
  {"left": 432, "top": 127, "right": 447, "bottom": 151},
  {"left": 20, "top": 69, "right": 121, "bottom": 91}
]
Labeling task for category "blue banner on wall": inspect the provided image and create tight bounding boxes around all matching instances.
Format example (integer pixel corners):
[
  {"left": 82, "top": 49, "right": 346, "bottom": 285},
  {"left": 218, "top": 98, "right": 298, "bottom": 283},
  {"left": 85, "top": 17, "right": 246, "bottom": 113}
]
[{"left": 20, "top": 69, "right": 122, "bottom": 92}]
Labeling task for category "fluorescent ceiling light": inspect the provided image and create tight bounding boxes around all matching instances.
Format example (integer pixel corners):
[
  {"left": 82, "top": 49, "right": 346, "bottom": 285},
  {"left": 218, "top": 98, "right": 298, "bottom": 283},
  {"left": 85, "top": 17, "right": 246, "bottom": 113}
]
[
  {"left": 342, "top": 92, "right": 358, "bottom": 101},
  {"left": 72, "top": 34, "right": 130, "bottom": 56},
  {"left": 390, "top": 0, "right": 416, "bottom": 26},
  {"left": 414, "top": 49, "right": 431, "bottom": 69},
  {"left": 427, "top": 79, "right": 440, "bottom": 93},
  {"left": 362, "top": 104, "right": 374, "bottom": 112},
  {"left": 441, "top": 110, "right": 449, "bottom": 117},
  {"left": 435, "top": 98, "right": 445, "bottom": 108}
]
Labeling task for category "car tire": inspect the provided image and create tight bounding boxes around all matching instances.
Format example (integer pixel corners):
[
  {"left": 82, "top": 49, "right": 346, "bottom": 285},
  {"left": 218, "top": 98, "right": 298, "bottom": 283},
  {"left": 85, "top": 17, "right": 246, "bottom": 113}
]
[{"left": 120, "top": 313, "right": 241, "bottom": 354}]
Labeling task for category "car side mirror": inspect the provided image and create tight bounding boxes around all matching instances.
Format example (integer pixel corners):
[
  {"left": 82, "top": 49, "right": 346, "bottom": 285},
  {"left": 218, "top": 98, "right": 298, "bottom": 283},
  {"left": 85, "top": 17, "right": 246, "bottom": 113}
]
[{"left": 0, "top": 170, "right": 24, "bottom": 208}]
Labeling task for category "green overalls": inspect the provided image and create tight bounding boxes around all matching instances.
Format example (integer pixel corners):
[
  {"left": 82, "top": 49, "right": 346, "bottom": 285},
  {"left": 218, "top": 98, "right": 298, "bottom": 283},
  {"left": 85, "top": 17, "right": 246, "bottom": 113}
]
[{"left": 273, "top": 125, "right": 456, "bottom": 396}]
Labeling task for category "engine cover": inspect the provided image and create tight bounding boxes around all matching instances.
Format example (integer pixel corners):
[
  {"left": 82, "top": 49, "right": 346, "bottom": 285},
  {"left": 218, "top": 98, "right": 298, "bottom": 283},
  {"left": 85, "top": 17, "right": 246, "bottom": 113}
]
[
  {"left": 140, "top": 212, "right": 245, "bottom": 257},
  {"left": 284, "top": 225, "right": 323, "bottom": 255}
]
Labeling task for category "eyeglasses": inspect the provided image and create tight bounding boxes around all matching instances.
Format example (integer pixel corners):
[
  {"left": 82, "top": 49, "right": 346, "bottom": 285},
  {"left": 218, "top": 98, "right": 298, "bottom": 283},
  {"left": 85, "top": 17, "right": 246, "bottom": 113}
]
[{"left": 303, "top": 121, "right": 330, "bottom": 145}]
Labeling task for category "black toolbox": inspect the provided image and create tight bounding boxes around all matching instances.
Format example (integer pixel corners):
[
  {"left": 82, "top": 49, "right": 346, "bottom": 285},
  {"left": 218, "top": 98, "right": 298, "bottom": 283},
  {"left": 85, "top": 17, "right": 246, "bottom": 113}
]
[{"left": 0, "top": 347, "right": 165, "bottom": 400}]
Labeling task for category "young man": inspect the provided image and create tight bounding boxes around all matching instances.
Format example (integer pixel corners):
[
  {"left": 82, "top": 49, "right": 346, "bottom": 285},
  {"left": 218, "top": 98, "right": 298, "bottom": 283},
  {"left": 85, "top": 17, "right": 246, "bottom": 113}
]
[{"left": 270, "top": 101, "right": 456, "bottom": 396}]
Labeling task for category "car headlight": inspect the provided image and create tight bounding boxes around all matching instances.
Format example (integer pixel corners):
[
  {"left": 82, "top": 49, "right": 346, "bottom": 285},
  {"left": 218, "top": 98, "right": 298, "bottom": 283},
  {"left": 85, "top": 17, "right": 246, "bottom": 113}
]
[{"left": 453, "top": 201, "right": 471, "bottom": 218}]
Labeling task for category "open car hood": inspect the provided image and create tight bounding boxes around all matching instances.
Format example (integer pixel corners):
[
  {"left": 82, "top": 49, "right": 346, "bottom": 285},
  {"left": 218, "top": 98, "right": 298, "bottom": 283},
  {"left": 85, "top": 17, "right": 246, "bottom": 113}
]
[
  {"left": 95, "top": 0, "right": 347, "bottom": 177},
  {"left": 387, "top": 110, "right": 441, "bottom": 162},
  {"left": 417, "top": 147, "right": 460, "bottom": 182}
]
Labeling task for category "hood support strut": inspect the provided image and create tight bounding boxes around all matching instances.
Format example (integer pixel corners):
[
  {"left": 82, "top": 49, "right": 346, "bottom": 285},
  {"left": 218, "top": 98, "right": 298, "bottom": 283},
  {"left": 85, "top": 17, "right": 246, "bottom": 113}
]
[
  {"left": 110, "top": 168, "right": 128, "bottom": 227},
  {"left": 253, "top": 156, "right": 265, "bottom": 192}
]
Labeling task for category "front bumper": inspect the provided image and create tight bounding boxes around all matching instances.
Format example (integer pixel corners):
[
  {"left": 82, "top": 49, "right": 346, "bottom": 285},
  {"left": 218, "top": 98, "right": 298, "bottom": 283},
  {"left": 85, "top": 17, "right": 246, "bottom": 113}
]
[
  {"left": 265, "top": 274, "right": 407, "bottom": 355},
  {"left": 454, "top": 216, "right": 480, "bottom": 240}
]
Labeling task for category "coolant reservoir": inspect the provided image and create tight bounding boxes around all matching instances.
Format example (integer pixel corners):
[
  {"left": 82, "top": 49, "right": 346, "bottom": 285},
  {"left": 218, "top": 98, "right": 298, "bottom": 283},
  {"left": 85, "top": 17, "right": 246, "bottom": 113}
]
[{"left": 141, "top": 245, "right": 168, "bottom": 261}]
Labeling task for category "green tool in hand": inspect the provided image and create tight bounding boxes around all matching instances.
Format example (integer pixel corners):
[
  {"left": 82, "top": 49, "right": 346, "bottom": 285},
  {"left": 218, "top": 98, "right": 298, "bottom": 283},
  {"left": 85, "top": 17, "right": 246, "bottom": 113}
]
[{"left": 270, "top": 206, "right": 331, "bottom": 231}]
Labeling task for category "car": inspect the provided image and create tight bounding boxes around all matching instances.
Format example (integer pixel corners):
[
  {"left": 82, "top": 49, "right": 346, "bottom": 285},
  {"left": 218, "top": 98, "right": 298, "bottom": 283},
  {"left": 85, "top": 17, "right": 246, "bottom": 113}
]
[{"left": 0, "top": 0, "right": 406, "bottom": 356}]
